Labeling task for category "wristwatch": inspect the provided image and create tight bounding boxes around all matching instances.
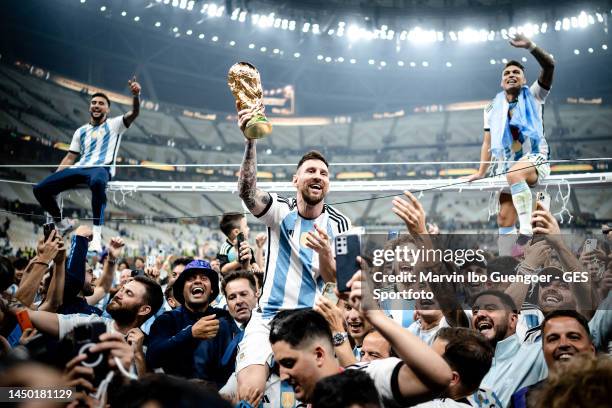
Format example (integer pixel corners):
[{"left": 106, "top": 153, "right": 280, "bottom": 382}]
[{"left": 332, "top": 332, "right": 349, "bottom": 347}]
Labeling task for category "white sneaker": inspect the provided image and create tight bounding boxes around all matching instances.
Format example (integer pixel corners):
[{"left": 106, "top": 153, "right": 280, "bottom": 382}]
[
  {"left": 56, "top": 218, "right": 75, "bottom": 237},
  {"left": 89, "top": 232, "right": 103, "bottom": 253}
]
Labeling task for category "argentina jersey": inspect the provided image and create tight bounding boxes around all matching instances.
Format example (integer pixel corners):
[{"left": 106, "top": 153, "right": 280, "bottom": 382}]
[
  {"left": 68, "top": 115, "right": 128, "bottom": 176},
  {"left": 257, "top": 193, "right": 351, "bottom": 319}
]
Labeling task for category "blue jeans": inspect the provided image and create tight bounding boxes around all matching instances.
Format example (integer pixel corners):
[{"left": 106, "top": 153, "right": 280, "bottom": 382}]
[{"left": 33, "top": 167, "right": 110, "bottom": 226}]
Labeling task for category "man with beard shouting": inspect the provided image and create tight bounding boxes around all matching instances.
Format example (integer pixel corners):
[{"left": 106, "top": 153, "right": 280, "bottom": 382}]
[
  {"left": 33, "top": 78, "right": 141, "bottom": 252},
  {"left": 234, "top": 104, "right": 352, "bottom": 405}
]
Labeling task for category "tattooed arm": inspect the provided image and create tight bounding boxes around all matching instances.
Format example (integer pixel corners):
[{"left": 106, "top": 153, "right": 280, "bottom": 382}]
[
  {"left": 237, "top": 106, "right": 271, "bottom": 216},
  {"left": 509, "top": 33, "right": 555, "bottom": 89}
]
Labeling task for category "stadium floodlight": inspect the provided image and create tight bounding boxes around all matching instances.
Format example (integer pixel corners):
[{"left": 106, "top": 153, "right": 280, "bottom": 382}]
[
  {"left": 80, "top": 0, "right": 86, "bottom": 3},
  {"left": 588, "top": 47, "right": 594, "bottom": 53},
  {"left": 562, "top": 18, "right": 570, "bottom": 30},
  {"left": 422, "top": 61, "right": 429, "bottom": 67},
  {"left": 522, "top": 57, "right": 527, "bottom": 62},
  {"left": 279, "top": 19, "right": 286, "bottom": 29},
  {"left": 446, "top": 62, "right": 452, "bottom": 67},
  {"left": 288, "top": 20, "right": 296, "bottom": 31},
  {"left": 596, "top": 13, "right": 604, "bottom": 22},
  {"left": 325, "top": 56, "right": 332, "bottom": 62},
  {"left": 230, "top": 8, "right": 240, "bottom": 20},
  {"left": 260, "top": 46, "right": 267, "bottom": 52},
  {"left": 163, "top": 0, "right": 170, "bottom": 4},
  {"left": 487, "top": 30, "right": 495, "bottom": 41},
  {"left": 100, "top": 6, "right": 106, "bottom": 11},
  {"left": 208, "top": 4, "right": 217, "bottom": 17},
  {"left": 603, "top": 44, "right": 608, "bottom": 50},
  {"left": 212, "top": 35, "right": 218, "bottom": 41},
  {"left": 172, "top": 0, "right": 178, "bottom": 6},
  {"left": 540, "top": 22, "right": 548, "bottom": 33},
  {"left": 571, "top": 16, "right": 578, "bottom": 28},
  {"left": 248, "top": 43, "right": 255, "bottom": 49},
  {"left": 198, "top": 33, "right": 204, "bottom": 39},
  {"left": 238, "top": 11, "right": 247, "bottom": 22},
  {"left": 302, "top": 22, "right": 310, "bottom": 32},
  {"left": 588, "top": 14, "right": 595, "bottom": 25},
  {"left": 349, "top": 58, "right": 356, "bottom": 64},
  {"left": 554, "top": 21, "right": 561, "bottom": 31},
  {"left": 312, "top": 23, "right": 320, "bottom": 34},
  {"left": 179, "top": 0, "right": 187, "bottom": 9},
  {"left": 273, "top": 48, "right": 279, "bottom": 54},
  {"left": 229, "top": 40, "right": 236, "bottom": 46},
  {"left": 409, "top": 61, "right": 416, "bottom": 67},
  {"left": 407, "top": 27, "right": 437, "bottom": 43},
  {"left": 294, "top": 52, "right": 301, "bottom": 58},
  {"left": 368, "top": 59, "right": 375, "bottom": 65},
  {"left": 328, "top": 29, "right": 335, "bottom": 35},
  {"left": 380, "top": 61, "right": 386, "bottom": 66},
  {"left": 501, "top": 58, "right": 508, "bottom": 63},
  {"left": 574, "top": 49, "right": 580, "bottom": 55},
  {"left": 578, "top": 11, "right": 588, "bottom": 28},
  {"left": 121, "top": 10, "right": 127, "bottom": 16},
  {"left": 448, "top": 31, "right": 457, "bottom": 41},
  {"left": 186, "top": 29, "right": 192, "bottom": 35},
  {"left": 508, "top": 26, "right": 517, "bottom": 36},
  {"left": 155, "top": 21, "right": 161, "bottom": 27},
  {"left": 490, "top": 59, "right": 496, "bottom": 64},
  {"left": 337, "top": 57, "right": 344, "bottom": 62},
  {"left": 397, "top": 60, "right": 404, "bottom": 66},
  {"left": 399, "top": 30, "right": 408, "bottom": 40},
  {"left": 317, "top": 55, "right": 323, "bottom": 60},
  {"left": 187, "top": 1, "right": 194, "bottom": 11},
  {"left": 173, "top": 26, "right": 179, "bottom": 32}
]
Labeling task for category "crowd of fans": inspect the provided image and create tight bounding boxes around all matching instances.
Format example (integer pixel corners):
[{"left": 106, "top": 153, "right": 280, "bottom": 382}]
[{"left": 0, "top": 183, "right": 610, "bottom": 407}]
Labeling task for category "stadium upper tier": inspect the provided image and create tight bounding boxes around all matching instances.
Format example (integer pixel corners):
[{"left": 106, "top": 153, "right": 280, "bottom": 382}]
[{"left": 1, "top": 62, "right": 611, "bottom": 169}]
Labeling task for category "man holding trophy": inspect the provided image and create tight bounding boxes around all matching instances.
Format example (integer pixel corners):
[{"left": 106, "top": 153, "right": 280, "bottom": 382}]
[{"left": 227, "top": 62, "right": 353, "bottom": 405}]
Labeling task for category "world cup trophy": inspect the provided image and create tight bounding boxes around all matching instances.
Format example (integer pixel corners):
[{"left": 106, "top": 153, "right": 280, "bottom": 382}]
[{"left": 227, "top": 62, "right": 272, "bottom": 139}]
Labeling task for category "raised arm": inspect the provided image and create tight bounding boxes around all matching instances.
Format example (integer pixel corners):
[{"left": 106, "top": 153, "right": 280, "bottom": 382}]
[
  {"left": 237, "top": 106, "right": 271, "bottom": 216},
  {"left": 509, "top": 33, "right": 555, "bottom": 89},
  {"left": 87, "top": 237, "right": 124, "bottom": 305},
  {"left": 123, "top": 77, "right": 141, "bottom": 128},
  {"left": 16, "top": 230, "right": 62, "bottom": 307},
  {"left": 39, "top": 238, "right": 66, "bottom": 312},
  {"left": 346, "top": 271, "right": 452, "bottom": 401},
  {"left": 7, "top": 296, "right": 60, "bottom": 337}
]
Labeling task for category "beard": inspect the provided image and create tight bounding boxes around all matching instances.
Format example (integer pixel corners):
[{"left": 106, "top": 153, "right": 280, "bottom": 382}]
[
  {"left": 82, "top": 283, "right": 94, "bottom": 297},
  {"left": 300, "top": 186, "right": 325, "bottom": 206},
  {"left": 490, "top": 320, "right": 509, "bottom": 347},
  {"left": 106, "top": 300, "right": 140, "bottom": 325}
]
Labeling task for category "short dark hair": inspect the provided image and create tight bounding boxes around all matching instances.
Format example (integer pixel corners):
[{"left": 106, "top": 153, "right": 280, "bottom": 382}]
[
  {"left": 132, "top": 275, "right": 163, "bottom": 319},
  {"left": 171, "top": 257, "right": 193, "bottom": 270},
  {"left": 270, "top": 308, "right": 333, "bottom": 348},
  {"left": 486, "top": 256, "right": 519, "bottom": 276},
  {"left": 542, "top": 309, "right": 592, "bottom": 339},
  {"left": 219, "top": 212, "right": 245, "bottom": 237},
  {"left": 472, "top": 289, "right": 518, "bottom": 313},
  {"left": 91, "top": 92, "right": 111, "bottom": 106},
  {"left": 12, "top": 258, "right": 29, "bottom": 271},
  {"left": 163, "top": 282, "right": 174, "bottom": 300},
  {"left": 297, "top": 150, "right": 329, "bottom": 170},
  {"left": 436, "top": 328, "right": 494, "bottom": 394},
  {"left": 311, "top": 370, "right": 381, "bottom": 408},
  {"left": 221, "top": 270, "right": 257, "bottom": 296},
  {"left": 0, "top": 256, "right": 15, "bottom": 292},
  {"left": 504, "top": 60, "right": 525, "bottom": 72},
  {"left": 134, "top": 257, "right": 145, "bottom": 264}
]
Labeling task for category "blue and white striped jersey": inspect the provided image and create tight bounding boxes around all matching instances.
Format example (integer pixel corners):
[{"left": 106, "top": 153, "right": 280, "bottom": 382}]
[
  {"left": 68, "top": 115, "right": 128, "bottom": 176},
  {"left": 256, "top": 193, "right": 352, "bottom": 319}
]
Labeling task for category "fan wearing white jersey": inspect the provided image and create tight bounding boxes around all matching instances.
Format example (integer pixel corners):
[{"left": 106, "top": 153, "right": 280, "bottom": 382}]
[
  {"left": 33, "top": 78, "right": 141, "bottom": 251},
  {"left": 234, "top": 103, "right": 352, "bottom": 406}
]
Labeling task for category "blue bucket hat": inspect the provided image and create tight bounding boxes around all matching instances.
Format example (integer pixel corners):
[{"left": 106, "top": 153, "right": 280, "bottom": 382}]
[{"left": 173, "top": 259, "right": 219, "bottom": 306}]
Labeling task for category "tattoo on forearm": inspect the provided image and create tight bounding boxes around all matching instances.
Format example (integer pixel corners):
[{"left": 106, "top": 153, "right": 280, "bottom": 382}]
[
  {"left": 239, "top": 140, "right": 258, "bottom": 210},
  {"left": 531, "top": 46, "right": 554, "bottom": 86}
]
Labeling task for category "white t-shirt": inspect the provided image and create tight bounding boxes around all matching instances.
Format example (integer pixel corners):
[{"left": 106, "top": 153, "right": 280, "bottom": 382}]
[
  {"left": 256, "top": 193, "right": 351, "bottom": 319},
  {"left": 68, "top": 115, "right": 128, "bottom": 176},
  {"left": 346, "top": 357, "right": 404, "bottom": 404}
]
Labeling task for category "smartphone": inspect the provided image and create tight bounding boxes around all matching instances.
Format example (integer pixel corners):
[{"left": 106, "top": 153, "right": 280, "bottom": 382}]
[
  {"left": 236, "top": 232, "right": 247, "bottom": 265},
  {"left": 71, "top": 322, "right": 109, "bottom": 388},
  {"left": 322, "top": 282, "right": 339, "bottom": 305},
  {"left": 335, "top": 234, "right": 361, "bottom": 293},
  {"left": 535, "top": 191, "right": 551, "bottom": 211},
  {"left": 43, "top": 222, "right": 55, "bottom": 241},
  {"left": 16, "top": 309, "right": 33, "bottom": 331},
  {"left": 387, "top": 230, "right": 399, "bottom": 241},
  {"left": 146, "top": 255, "right": 156, "bottom": 268},
  {"left": 584, "top": 239, "right": 598, "bottom": 254}
]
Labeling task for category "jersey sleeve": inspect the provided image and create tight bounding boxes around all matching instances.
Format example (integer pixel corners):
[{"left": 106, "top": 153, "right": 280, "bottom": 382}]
[
  {"left": 109, "top": 115, "right": 128, "bottom": 135},
  {"left": 354, "top": 357, "right": 404, "bottom": 401},
  {"left": 529, "top": 80, "right": 550, "bottom": 103},
  {"left": 256, "top": 193, "right": 292, "bottom": 228},
  {"left": 68, "top": 128, "right": 82, "bottom": 154}
]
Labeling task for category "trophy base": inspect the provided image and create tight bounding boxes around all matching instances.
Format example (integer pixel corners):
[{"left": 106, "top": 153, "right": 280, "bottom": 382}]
[{"left": 244, "top": 117, "right": 273, "bottom": 140}]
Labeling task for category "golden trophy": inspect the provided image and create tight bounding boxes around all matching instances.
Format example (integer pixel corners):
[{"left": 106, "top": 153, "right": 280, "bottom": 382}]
[{"left": 227, "top": 62, "right": 273, "bottom": 139}]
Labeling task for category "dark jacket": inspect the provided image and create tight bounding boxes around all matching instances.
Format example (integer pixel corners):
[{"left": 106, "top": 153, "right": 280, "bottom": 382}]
[
  {"left": 146, "top": 305, "right": 233, "bottom": 383},
  {"left": 57, "top": 235, "right": 102, "bottom": 316}
]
